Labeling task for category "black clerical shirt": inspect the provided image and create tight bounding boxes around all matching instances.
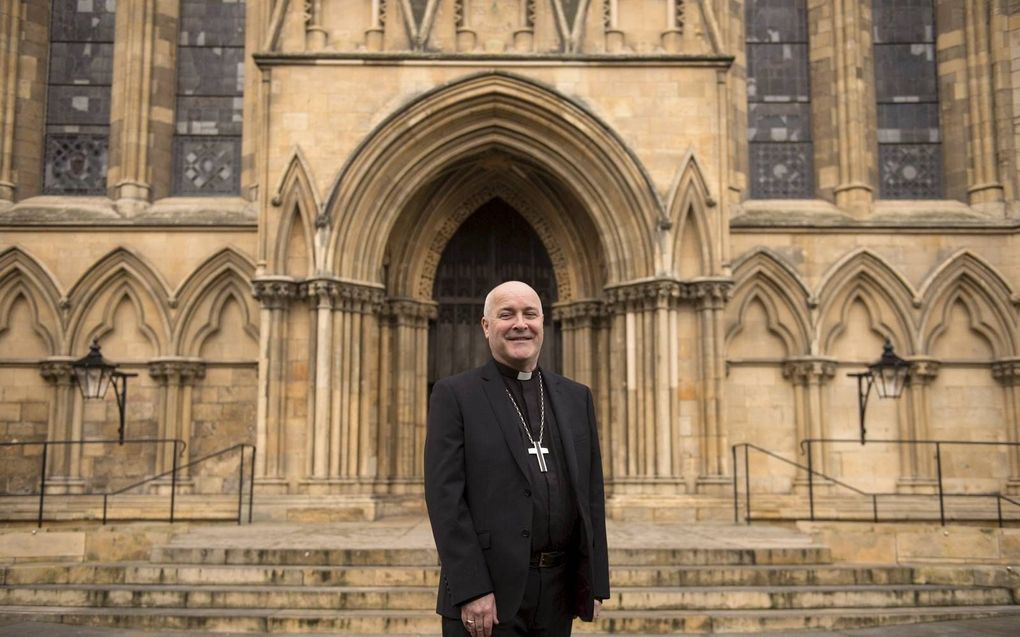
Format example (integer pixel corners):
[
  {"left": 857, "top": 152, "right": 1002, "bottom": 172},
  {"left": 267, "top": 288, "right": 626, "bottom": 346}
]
[{"left": 494, "top": 359, "right": 579, "bottom": 555}]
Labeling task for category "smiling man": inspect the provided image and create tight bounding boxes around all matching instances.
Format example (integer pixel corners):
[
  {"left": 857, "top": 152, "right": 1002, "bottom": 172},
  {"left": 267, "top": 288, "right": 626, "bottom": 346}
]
[{"left": 424, "top": 281, "right": 610, "bottom": 637}]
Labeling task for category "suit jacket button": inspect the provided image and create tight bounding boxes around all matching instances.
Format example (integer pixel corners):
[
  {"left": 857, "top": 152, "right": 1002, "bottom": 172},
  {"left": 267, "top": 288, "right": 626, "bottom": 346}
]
[
  {"left": 521, "top": 529, "right": 530, "bottom": 538},
  {"left": 523, "top": 489, "right": 532, "bottom": 497}
]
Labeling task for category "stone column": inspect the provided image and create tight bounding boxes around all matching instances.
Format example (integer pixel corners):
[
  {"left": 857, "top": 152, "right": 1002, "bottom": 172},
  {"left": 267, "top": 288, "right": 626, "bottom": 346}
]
[
  {"left": 603, "top": 280, "right": 686, "bottom": 494},
  {"left": 252, "top": 278, "right": 299, "bottom": 493},
  {"left": 379, "top": 298, "right": 436, "bottom": 494},
  {"left": 302, "top": 279, "right": 336, "bottom": 481},
  {"left": 992, "top": 358, "right": 1020, "bottom": 493},
  {"left": 689, "top": 279, "right": 734, "bottom": 491},
  {"left": 898, "top": 358, "right": 939, "bottom": 492},
  {"left": 148, "top": 359, "right": 206, "bottom": 484},
  {"left": 831, "top": 0, "right": 873, "bottom": 215},
  {"left": 660, "top": 0, "right": 684, "bottom": 53},
  {"left": 108, "top": 0, "right": 157, "bottom": 211},
  {"left": 0, "top": 0, "right": 21, "bottom": 203},
  {"left": 602, "top": 0, "right": 624, "bottom": 52},
  {"left": 39, "top": 358, "right": 83, "bottom": 494},
  {"left": 962, "top": 0, "right": 1005, "bottom": 208},
  {"left": 782, "top": 357, "right": 836, "bottom": 486},
  {"left": 304, "top": 0, "right": 329, "bottom": 50}
]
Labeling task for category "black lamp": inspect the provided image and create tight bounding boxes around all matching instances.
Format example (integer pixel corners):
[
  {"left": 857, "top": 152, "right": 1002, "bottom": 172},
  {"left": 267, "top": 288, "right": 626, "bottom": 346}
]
[
  {"left": 848, "top": 339, "right": 910, "bottom": 444},
  {"left": 71, "top": 339, "right": 138, "bottom": 444}
]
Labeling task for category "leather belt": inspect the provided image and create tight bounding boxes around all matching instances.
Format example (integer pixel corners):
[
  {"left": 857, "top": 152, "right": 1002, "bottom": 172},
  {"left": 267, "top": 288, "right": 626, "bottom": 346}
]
[{"left": 529, "top": 550, "right": 567, "bottom": 568}]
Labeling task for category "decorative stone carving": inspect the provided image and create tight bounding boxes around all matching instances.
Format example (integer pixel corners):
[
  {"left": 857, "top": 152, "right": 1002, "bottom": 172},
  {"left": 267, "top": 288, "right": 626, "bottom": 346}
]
[
  {"left": 687, "top": 279, "right": 734, "bottom": 311},
  {"left": 551, "top": 299, "right": 606, "bottom": 328},
  {"left": 298, "top": 278, "right": 387, "bottom": 313},
  {"left": 384, "top": 297, "right": 439, "bottom": 328},
  {"left": 39, "top": 359, "right": 75, "bottom": 386},
  {"left": 992, "top": 359, "right": 1020, "bottom": 385},
  {"left": 603, "top": 278, "right": 734, "bottom": 313},
  {"left": 782, "top": 358, "right": 837, "bottom": 386},
  {"left": 148, "top": 359, "right": 206, "bottom": 385},
  {"left": 908, "top": 358, "right": 940, "bottom": 385},
  {"left": 252, "top": 278, "right": 300, "bottom": 310}
]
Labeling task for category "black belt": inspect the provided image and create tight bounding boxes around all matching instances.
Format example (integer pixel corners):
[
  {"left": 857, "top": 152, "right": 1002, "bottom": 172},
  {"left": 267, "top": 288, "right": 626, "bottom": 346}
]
[{"left": 529, "top": 550, "right": 567, "bottom": 568}]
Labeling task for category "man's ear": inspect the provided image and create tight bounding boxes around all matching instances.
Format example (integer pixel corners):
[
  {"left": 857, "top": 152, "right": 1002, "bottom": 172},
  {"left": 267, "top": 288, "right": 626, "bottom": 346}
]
[{"left": 480, "top": 316, "right": 489, "bottom": 338}]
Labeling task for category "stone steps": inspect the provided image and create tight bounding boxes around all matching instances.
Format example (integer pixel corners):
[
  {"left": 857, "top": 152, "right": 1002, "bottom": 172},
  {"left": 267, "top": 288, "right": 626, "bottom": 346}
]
[
  {"left": 0, "top": 582, "right": 1012, "bottom": 611},
  {"left": 1, "top": 604, "right": 1019, "bottom": 634},
  {"left": 3, "top": 561, "right": 921, "bottom": 588}
]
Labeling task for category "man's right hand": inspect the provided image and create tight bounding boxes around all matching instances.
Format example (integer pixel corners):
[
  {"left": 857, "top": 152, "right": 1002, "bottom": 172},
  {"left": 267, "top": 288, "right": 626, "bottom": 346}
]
[{"left": 461, "top": 592, "right": 498, "bottom": 637}]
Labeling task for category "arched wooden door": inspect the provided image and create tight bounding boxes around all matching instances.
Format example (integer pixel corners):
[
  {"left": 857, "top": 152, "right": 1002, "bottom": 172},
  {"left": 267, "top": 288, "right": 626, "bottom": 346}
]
[{"left": 428, "top": 198, "right": 560, "bottom": 391}]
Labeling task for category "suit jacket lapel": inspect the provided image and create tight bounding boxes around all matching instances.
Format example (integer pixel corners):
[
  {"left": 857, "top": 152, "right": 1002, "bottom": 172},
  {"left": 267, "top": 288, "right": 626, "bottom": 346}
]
[
  {"left": 480, "top": 360, "right": 532, "bottom": 483},
  {"left": 544, "top": 372, "right": 581, "bottom": 489}
]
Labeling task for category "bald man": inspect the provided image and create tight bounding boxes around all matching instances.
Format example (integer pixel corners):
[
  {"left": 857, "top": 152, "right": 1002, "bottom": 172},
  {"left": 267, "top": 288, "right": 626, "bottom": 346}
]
[{"left": 424, "top": 281, "right": 609, "bottom": 637}]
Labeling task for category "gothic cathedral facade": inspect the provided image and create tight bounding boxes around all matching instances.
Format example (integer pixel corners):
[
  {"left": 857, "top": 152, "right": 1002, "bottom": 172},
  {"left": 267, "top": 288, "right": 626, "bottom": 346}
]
[{"left": 1, "top": 0, "right": 1019, "bottom": 520}]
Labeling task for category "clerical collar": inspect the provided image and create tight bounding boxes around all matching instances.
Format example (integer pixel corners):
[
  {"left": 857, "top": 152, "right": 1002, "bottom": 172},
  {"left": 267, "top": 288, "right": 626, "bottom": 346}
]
[{"left": 493, "top": 359, "right": 538, "bottom": 381}]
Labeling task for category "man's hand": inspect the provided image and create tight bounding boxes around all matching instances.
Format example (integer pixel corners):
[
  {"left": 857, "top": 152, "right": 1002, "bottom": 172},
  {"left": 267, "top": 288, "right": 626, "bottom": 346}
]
[
  {"left": 461, "top": 592, "right": 498, "bottom": 637},
  {"left": 593, "top": 599, "right": 602, "bottom": 620}
]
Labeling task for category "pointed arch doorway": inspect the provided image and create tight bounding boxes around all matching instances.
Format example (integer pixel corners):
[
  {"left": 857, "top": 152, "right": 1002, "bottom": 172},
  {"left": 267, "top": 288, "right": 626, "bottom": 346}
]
[{"left": 428, "top": 197, "right": 560, "bottom": 391}]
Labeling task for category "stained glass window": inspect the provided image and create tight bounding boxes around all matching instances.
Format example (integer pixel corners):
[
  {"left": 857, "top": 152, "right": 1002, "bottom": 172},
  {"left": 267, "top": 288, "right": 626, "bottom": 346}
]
[
  {"left": 172, "top": 0, "right": 245, "bottom": 195},
  {"left": 44, "top": 0, "right": 117, "bottom": 195},
  {"left": 745, "top": 0, "right": 813, "bottom": 198},
  {"left": 873, "top": 0, "right": 942, "bottom": 198}
]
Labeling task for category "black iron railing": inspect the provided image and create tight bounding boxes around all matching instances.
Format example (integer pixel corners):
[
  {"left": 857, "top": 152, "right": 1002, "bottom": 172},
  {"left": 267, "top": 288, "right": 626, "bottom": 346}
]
[
  {"left": 0, "top": 438, "right": 256, "bottom": 527},
  {"left": 733, "top": 438, "right": 1020, "bottom": 528}
]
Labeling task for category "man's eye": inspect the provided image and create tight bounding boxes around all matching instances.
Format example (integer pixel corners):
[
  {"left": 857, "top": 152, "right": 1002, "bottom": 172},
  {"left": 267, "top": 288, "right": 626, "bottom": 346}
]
[
  {"left": 498, "top": 313, "right": 512, "bottom": 320},
  {"left": 525, "top": 312, "right": 538, "bottom": 319}
]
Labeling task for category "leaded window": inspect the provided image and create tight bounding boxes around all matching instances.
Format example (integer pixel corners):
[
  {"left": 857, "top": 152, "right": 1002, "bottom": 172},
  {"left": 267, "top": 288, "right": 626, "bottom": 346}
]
[
  {"left": 745, "top": 0, "right": 813, "bottom": 198},
  {"left": 172, "top": 0, "right": 245, "bottom": 195},
  {"left": 873, "top": 0, "right": 942, "bottom": 198},
  {"left": 44, "top": 0, "right": 116, "bottom": 195}
]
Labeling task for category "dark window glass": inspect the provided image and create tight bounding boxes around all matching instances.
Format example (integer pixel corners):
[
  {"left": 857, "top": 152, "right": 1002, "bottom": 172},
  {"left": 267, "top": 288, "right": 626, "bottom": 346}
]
[
  {"left": 172, "top": 0, "right": 245, "bottom": 195},
  {"left": 873, "top": 0, "right": 942, "bottom": 198},
  {"left": 44, "top": 0, "right": 117, "bottom": 195},
  {"left": 745, "top": 0, "right": 812, "bottom": 198}
]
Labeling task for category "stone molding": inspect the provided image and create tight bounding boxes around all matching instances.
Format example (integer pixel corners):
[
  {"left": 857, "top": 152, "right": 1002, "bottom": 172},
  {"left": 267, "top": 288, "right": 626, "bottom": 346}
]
[
  {"left": 39, "top": 358, "right": 75, "bottom": 386},
  {"left": 252, "top": 278, "right": 301, "bottom": 310},
  {"left": 551, "top": 299, "right": 606, "bottom": 327},
  {"left": 603, "top": 278, "right": 734, "bottom": 313},
  {"left": 300, "top": 278, "right": 386, "bottom": 313},
  {"left": 992, "top": 358, "right": 1020, "bottom": 385},
  {"left": 148, "top": 359, "right": 206, "bottom": 385},
  {"left": 782, "top": 358, "right": 837, "bottom": 386}
]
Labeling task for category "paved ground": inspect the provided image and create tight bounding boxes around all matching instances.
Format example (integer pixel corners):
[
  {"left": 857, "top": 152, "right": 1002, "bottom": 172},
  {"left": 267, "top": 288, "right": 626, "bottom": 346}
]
[{"left": 1, "top": 614, "right": 1019, "bottom": 637}]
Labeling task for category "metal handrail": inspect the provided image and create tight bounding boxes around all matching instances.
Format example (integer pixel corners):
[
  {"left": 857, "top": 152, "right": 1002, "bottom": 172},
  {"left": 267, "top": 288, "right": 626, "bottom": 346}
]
[
  {"left": 0, "top": 438, "right": 255, "bottom": 527},
  {"left": 733, "top": 439, "right": 1020, "bottom": 528}
]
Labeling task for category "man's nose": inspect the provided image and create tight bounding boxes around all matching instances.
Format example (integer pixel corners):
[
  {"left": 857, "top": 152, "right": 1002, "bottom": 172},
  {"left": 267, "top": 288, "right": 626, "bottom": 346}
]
[{"left": 511, "top": 313, "right": 528, "bottom": 328}]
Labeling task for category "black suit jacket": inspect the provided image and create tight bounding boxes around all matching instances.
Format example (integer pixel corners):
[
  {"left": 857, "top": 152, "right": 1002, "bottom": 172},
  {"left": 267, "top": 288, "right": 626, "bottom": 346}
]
[{"left": 424, "top": 359, "right": 610, "bottom": 623}]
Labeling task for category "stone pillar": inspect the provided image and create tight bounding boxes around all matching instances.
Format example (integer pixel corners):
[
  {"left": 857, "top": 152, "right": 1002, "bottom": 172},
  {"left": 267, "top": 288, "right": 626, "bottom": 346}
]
[
  {"left": 148, "top": 359, "right": 206, "bottom": 484},
  {"left": 602, "top": 0, "right": 624, "bottom": 52},
  {"left": 366, "top": 0, "right": 385, "bottom": 51},
  {"left": 553, "top": 299, "right": 608, "bottom": 472},
  {"left": 603, "top": 280, "right": 687, "bottom": 494},
  {"left": 689, "top": 279, "right": 733, "bottom": 491},
  {"left": 782, "top": 357, "right": 836, "bottom": 486},
  {"left": 252, "top": 278, "right": 299, "bottom": 493},
  {"left": 512, "top": 0, "right": 535, "bottom": 52},
  {"left": 898, "top": 358, "right": 939, "bottom": 492},
  {"left": 0, "top": 0, "right": 21, "bottom": 203},
  {"left": 304, "top": 0, "right": 329, "bottom": 50},
  {"left": 831, "top": 0, "right": 873, "bottom": 215},
  {"left": 992, "top": 358, "right": 1020, "bottom": 493},
  {"left": 380, "top": 298, "right": 436, "bottom": 494},
  {"left": 108, "top": 0, "right": 157, "bottom": 210},
  {"left": 39, "top": 358, "right": 83, "bottom": 494},
  {"left": 660, "top": 0, "right": 684, "bottom": 53},
  {"left": 303, "top": 279, "right": 335, "bottom": 481},
  {"left": 962, "top": 0, "right": 1005, "bottom": 209}
]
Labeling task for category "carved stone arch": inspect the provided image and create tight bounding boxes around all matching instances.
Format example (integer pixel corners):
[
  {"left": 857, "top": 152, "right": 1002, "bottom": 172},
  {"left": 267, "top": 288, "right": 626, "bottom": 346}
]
[
  {"left": 326, "top": 71, "right": 661, "bottom": 286},
  {"left": 180, "top": 282, "right": 260, "bottom": 359},
  {"left": 727, "top": 249, "right": 811, "bottom": 356},
  {"left": 666, "top": 151, "right": 716, "bottom": 277},
  {"left": 270, "top": 149, "right": 319, "bottom": 276},
  {"left": 918, "top": 252, "right": 1017, "bottom": 357},
  {"left": 66, "top": 248, "right": 172, "bottom": 355},
  {"left": 80, "top": 282, "right": 164, "bottom": 359},
  {"left": 386, "top": 163, "right": 603, "bottom": 302},
  {"left": 0, "top": 247, "right": 64, "bottom": 353},
  {"left": 817, "top": 250, "right": 917, "bottom": 355},
  {"left": 173, "top": 247, "right": 258, "bottom": 356}
]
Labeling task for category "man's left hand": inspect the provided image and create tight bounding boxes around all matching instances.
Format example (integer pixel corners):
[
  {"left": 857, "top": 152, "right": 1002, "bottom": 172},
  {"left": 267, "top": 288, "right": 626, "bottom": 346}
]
[{"left": 592, "top": 599, "right": 602, "bottom": 620}]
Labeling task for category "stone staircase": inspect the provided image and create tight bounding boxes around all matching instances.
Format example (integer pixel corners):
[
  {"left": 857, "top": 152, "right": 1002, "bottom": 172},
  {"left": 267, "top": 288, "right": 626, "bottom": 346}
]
[{"left": 1, "top": 529, "right": 1019, "bottom": 634}]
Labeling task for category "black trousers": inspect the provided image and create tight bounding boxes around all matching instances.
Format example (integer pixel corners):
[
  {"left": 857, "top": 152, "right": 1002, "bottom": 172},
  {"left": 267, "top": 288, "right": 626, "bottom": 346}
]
[{"left": 442, "top": 563, "right": 574, "bottom": 637}]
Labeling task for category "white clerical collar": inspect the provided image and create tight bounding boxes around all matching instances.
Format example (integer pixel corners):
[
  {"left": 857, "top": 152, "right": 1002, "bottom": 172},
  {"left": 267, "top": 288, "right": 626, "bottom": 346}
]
[{"left": 517, "top": 370, "right": 533, "bottom": 381}]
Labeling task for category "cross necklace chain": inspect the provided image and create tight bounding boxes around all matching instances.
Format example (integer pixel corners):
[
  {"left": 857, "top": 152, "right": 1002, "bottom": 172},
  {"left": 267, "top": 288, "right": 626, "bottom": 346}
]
[{"left": 505, "top": 372, "right": 550, "bottom": 472}]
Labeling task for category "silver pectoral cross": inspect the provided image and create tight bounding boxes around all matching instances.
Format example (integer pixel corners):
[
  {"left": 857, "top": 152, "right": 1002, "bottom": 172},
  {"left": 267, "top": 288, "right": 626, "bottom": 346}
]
[{"left": 528, "top": 439, "right": 550, "bottom": 472}]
